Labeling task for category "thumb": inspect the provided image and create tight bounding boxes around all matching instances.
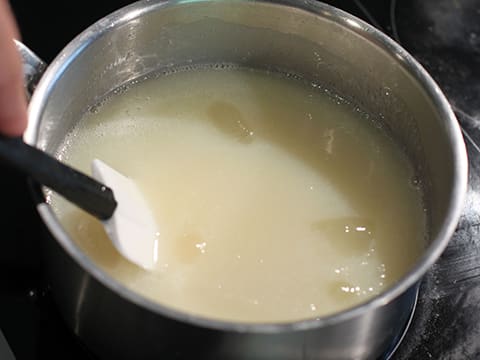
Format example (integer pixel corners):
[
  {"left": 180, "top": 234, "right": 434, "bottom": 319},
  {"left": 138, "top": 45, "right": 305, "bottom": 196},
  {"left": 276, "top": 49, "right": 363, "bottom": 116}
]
[{"left": 0, "top": 0, "right": 28, "bottom": 137}]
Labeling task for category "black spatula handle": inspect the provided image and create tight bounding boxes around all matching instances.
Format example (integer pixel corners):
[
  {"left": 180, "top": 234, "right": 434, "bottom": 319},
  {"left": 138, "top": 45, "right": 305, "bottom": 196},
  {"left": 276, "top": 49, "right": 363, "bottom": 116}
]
[{"left": 0, "top": 136, "right": 117, "bottom": 220}]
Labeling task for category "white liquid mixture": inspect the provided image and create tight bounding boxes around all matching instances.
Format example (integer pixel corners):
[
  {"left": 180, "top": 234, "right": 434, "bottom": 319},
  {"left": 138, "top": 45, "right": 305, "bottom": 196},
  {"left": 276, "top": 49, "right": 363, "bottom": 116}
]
[{"left": 50, "top": 67, "right": 425, "bottom": 322}]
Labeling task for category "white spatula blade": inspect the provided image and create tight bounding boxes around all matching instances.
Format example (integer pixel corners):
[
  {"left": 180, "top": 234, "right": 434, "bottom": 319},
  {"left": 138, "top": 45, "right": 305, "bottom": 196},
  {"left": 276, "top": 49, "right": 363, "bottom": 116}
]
[{"left": 91, "top": 159, "right": 158, "bottom": 270}]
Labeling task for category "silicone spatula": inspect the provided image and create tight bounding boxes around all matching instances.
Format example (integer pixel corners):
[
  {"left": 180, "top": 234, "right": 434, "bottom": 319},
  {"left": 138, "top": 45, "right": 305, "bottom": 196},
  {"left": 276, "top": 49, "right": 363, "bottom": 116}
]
[{"left": 0, "top": 136, "right": 158, "bottom": 270}]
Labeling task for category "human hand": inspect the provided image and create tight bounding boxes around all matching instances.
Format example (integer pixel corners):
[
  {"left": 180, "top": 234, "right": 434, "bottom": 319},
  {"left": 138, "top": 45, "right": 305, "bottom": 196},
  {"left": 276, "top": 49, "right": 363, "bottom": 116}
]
[{"left": 0, "top": 0, "right": 28, "bottom": 136}]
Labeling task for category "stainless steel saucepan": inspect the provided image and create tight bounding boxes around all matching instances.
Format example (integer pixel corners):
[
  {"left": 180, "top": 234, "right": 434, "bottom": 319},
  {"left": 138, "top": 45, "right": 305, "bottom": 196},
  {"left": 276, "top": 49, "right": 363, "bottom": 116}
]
[{"left": 18, "top": 0, "right": 467, "bottom": 359}]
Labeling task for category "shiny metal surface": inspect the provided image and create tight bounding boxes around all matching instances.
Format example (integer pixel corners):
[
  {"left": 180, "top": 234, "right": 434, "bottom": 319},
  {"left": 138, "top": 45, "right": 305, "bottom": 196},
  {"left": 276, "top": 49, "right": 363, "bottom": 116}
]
[
  {"left": 14, "top": 40, "right": 46, "bottom": 100},
  {"left": 22, "top": 0, "right": 467, "bottom": 359},
  {"left": 0, "top": 328, "right": 15, "bottom": 360}
]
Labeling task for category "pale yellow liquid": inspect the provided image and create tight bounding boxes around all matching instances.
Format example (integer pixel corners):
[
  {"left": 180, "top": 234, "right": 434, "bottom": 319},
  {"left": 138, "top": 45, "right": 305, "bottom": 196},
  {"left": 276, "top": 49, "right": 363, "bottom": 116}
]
[{"left": 50, "top": 67, "right": 425, "bottom": 323}]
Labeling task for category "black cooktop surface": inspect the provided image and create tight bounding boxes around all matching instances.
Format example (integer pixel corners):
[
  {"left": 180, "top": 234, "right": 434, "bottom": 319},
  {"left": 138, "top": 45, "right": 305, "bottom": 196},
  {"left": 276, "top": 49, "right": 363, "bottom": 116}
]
[{"left": 3, "top": 1, "right": 480, "bottom": 359}]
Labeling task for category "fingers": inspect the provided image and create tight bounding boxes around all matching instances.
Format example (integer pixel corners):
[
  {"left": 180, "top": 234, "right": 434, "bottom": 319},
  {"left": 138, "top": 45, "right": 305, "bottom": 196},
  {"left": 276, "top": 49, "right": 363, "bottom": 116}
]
[{"left": 0, "top": 0, "right": 28, "bottom": 137}]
